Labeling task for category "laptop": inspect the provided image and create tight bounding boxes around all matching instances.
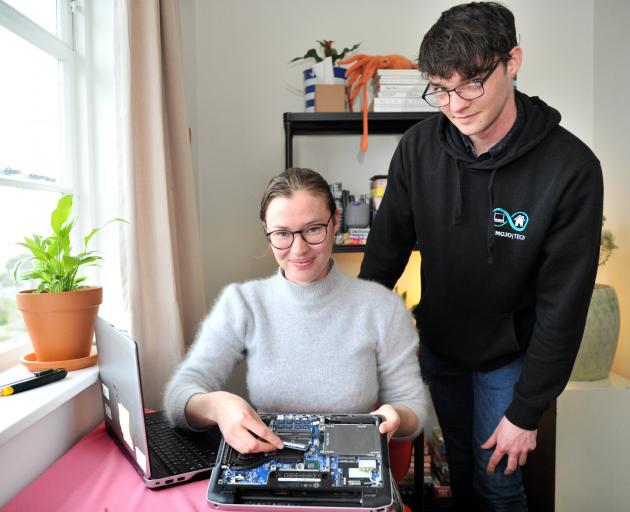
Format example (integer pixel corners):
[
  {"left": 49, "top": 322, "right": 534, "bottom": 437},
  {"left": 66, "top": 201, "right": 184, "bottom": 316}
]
[
  {"left": 207, "top": 413, "right": 394, "bottom": 511},
  {"left": 95, "top": 316, "right": 220, "bottom": 488}
]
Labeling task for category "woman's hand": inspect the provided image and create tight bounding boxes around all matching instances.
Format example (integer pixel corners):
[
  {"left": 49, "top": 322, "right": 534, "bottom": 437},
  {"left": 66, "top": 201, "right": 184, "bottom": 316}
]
[
  {"left": 370, "top": 404, "right": 401, "bottom": 441},
  {"left": 186, "top": 391, "right": 284, "bottom": 454}
]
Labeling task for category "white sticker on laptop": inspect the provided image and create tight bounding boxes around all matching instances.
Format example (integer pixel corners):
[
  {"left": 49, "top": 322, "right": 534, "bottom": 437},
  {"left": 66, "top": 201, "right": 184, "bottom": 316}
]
[
  {"left": 135, "top": 446, "right": 148, "bottom": 474},
  {"left": 104, "top": 403, "right": 112, "bottom": 420},
  {"left": 101, "top": 383, "right": 110, "bottom": 400},
  {"left": 118, "top": 402, "right": 133, "bottom": 450}
]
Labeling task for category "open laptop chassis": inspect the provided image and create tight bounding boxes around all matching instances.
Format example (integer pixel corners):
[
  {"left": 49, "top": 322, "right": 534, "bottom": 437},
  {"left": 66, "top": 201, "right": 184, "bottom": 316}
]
[{"left": 207, "top": 413, "right": 393, "bottom": 511}]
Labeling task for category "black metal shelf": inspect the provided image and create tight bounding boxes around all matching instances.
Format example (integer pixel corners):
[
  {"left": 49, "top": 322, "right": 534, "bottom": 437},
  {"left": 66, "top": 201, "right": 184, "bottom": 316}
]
[
  {"left": 283, "top": 112, "right": 434, "bottom": 256},
  {"left": 283, "top": 111, "right": 437, "bottom": 168},
  {"left": 332, "top": 244, "right": 367, "bottom": 253}
]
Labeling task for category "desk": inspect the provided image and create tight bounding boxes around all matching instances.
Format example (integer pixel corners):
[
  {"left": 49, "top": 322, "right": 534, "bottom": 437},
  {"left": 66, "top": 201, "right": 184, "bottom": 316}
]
[
  {"left": 4, "top": 422, "right": 210, "bottom": 512},
  {"left": 5, "top": 421, "right": 423, "bottom": 512}
]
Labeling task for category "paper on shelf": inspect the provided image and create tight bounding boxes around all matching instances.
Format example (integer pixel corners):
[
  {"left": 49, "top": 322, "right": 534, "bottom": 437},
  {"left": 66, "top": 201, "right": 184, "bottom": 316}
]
[{"left": 312, "top": 56, "right": 334, "bottom": 83}]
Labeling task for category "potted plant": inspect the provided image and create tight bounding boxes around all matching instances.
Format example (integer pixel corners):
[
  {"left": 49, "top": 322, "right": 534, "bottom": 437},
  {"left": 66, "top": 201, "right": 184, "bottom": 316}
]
[
  {"left": 291, "top": 40, "right": 360, "bottom": 112},
  {"left": 13, "top": 194, "right": 123, "bottom": 364},
  {"left": 290, "top": 40, "right": 361, "bottom": 67},
  {"left": 570, "top": 216, "right": 620, "bottom": 381}
]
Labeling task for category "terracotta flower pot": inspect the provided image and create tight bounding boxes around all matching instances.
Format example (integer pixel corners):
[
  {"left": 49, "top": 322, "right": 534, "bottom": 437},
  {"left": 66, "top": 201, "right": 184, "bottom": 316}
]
[{"left": 16, "top": 286, "right": 103, "bottom": 362}]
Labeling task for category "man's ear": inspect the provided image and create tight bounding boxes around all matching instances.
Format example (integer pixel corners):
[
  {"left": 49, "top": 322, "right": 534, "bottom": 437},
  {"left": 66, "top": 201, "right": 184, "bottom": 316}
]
[{"left": 507, "top": 46, "right": 522, "bottom": 78}]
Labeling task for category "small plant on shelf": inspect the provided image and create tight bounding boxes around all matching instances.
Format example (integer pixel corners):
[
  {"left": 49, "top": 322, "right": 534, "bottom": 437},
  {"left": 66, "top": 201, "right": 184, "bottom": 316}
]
[
  {"left": 290, "top": 40, "right": 361, "bottom": 66},
  {"left": 599, "top": 215, "right": 618, "bottom": 266}
]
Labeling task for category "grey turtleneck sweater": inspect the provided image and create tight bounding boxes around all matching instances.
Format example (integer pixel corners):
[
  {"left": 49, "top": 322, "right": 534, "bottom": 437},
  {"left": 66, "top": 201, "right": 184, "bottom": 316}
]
[{"left": 164, "top": 262, "right": 426, "bottom": 437}]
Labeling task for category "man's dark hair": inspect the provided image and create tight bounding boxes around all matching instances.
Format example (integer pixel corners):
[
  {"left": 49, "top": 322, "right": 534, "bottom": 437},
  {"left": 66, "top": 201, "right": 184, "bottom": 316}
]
[{"left": 418, "top": 2, "right": 517, "bottom": 79}]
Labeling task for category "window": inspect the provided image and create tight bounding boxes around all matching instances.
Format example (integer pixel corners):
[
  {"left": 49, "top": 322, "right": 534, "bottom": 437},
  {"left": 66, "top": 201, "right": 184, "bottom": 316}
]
[{"left": 0, "top": 1, "right": 77, "bottom": 364}]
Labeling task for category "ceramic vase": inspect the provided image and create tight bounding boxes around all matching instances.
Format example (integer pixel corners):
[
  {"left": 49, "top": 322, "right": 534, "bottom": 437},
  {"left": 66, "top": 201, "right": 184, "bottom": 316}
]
[{"left": 570, "top": 284, "right": 620, "bottom": 381}]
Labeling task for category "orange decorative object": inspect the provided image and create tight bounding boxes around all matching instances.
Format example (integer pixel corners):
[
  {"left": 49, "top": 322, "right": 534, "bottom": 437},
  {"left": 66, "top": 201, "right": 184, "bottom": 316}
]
[{"left": 339, "top": 54, "right": 417, "bottom": 152}]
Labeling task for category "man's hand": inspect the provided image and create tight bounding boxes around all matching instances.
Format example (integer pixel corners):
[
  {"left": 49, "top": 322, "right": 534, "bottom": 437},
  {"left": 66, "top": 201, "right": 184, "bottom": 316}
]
[
  {"left": 481, "top": 416, "right": 537, "bottom": 475},
  {"left": 370, "top": 404, "right": 401, "bottom": 441}
]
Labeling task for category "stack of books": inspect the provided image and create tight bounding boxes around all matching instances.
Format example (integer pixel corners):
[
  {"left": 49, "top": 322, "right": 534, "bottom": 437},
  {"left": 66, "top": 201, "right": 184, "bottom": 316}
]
[
  {"left": 372, "top": 69, "right": 438, "bottom": 112},
  {"left": 346, "top": 227, "right": 370, "bottom": 245},
  {"left": 429, "top": 426, "right": 452, "bottom": 499}
]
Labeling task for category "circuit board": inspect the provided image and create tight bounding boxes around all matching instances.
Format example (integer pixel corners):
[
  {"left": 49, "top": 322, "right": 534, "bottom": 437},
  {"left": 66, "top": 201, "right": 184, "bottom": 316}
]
[{"left": 217, "top": 414, "right": 385, "bottom": 490}]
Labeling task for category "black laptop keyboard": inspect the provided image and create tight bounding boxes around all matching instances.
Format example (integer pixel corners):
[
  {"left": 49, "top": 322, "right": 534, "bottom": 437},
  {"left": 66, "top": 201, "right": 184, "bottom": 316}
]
[{"left": 145, "top": 412, "right": 214, "bottom": 475}]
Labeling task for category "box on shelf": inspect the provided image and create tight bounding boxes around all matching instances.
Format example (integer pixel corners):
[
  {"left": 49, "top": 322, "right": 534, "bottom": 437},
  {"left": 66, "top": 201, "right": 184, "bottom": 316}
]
[{"left": 315, "top": 84, "right": 346, "bottom": 112}]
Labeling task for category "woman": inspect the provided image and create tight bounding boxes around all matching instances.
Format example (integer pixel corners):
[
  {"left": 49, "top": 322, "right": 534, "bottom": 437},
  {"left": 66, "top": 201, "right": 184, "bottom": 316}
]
[{"left": 164, "top": 168, "right": 426, "bottom": 455}]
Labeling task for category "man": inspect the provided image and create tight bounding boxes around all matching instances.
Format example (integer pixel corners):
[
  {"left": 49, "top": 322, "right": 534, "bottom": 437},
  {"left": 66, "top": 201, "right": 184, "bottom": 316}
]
[{"left": 359, "top": 3, "right": 603, "bottom": 511}]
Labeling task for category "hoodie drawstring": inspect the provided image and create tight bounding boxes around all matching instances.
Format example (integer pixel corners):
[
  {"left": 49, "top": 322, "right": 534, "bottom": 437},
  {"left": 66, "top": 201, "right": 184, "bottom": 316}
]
[
  {"left": 453, "top": 160, "right": 498, "bottom": 264},
  {"left": 487, "top": 169, "right": 498, "bottom": 264},
  {"left": 453, "top": 161, "right": 464, "bottom": 225}
]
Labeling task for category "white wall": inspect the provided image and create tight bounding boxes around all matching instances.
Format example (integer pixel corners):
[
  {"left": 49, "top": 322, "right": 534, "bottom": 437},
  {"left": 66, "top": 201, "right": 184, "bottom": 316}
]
[
  {"left": 593, "top": 0, "right": 630, "bottom": 377},
  {"left": 183, "top": 0, "right": 596, "bottom": 293},
  {"left": 181, "top": 0, "right": 630, "bottom": 396}
]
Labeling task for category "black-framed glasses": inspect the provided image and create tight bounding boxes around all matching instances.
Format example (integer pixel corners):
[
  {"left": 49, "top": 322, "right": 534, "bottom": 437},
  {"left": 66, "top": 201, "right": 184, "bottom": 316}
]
[
  {"left": 265, "top": 214, "right": 334, "bottom": 250},
  {"left": 422, "top": 61, "right": 500, "bottom": 108}
]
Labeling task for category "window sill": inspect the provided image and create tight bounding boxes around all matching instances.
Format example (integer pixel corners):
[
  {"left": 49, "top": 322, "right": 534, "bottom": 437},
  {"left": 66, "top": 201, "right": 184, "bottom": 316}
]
[
  {"left": 0, "top": 363, "right": 100, "bottom": 445},
  {"left": 0, "top": 335, "right": 32, "bottom": 373}
]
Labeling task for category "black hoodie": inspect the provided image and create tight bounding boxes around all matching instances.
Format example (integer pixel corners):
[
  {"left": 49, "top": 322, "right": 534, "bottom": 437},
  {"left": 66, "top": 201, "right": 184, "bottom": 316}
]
[{"left": 359, "top": 91, "right": 603, "bottom": 430}]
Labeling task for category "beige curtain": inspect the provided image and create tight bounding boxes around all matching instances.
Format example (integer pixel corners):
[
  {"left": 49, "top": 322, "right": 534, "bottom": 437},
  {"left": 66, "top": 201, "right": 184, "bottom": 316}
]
[{"left": 114, "top": 0, "right": 207, "bottom": 409}]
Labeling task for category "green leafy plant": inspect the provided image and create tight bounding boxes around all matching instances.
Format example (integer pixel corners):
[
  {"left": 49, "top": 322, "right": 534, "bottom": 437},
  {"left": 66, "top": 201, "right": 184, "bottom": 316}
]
[
  {"left": 599, "top": 215, "right": 618, "bottom": 267},
  {"left": 13, "top": 194, "right": 125, "bottom": 293},
  {"left": 290, "top": 40, "right": 361, "bottom": 66}
]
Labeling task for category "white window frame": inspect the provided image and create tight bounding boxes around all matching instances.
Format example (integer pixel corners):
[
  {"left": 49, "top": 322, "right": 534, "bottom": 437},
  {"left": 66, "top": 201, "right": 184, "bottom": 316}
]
[{"left": 0, "top": 0, "right": 79, "bottom": 370}]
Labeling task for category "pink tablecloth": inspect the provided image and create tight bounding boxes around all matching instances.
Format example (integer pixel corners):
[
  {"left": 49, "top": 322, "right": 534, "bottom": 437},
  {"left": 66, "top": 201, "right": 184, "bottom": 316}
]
[{"left": 4, "top": 422, "right": 210, "bottom": 512}]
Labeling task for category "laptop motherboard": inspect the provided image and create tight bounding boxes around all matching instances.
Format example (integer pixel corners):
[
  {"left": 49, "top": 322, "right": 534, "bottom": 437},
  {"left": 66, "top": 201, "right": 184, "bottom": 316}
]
[{"left": 218, "top": 414, "right": 385, "bottom": 490}]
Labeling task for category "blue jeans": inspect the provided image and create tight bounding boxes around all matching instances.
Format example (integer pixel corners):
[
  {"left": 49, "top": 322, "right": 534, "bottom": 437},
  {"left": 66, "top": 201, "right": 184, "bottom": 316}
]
[{"left": 420, "top": 344, "right": 528, "bottom": 512}]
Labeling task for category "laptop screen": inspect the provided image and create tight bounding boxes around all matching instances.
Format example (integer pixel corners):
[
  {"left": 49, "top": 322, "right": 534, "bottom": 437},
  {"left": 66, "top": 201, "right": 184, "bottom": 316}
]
[{"left": 95, "top": 317, "right": 152, "bottom": 477}]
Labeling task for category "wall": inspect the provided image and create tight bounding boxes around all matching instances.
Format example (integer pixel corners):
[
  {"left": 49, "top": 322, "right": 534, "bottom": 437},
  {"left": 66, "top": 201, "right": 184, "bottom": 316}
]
[
  {"left": 183, "top": 0, "right": 596, "bottom": 295},
  {"left": 593, "top": 0, "right": 630, "bottom": 377},
  {"left": 180, "top": 0, "right": 628, "bottom": 398}
]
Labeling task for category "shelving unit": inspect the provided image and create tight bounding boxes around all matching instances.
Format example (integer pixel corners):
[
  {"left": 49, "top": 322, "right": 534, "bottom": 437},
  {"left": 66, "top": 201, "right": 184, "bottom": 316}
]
[
  {"left": 283, "top": 112, "right": 437, "bottom": 169},
  {"left": 283, "top": 111, "right": 437, "bottom": 254},
  {"left": 283, "top": 111, "right": 443, "bottom": 511}
]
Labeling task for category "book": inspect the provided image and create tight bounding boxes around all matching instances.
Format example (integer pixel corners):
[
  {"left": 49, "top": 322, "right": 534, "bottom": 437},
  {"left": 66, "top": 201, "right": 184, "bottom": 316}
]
[
  {"left": 431, "top": 458, "right": 451, "bottom": 484},
  {"left": 373, "top": 105, "right": 436, "bottom": 112},
  {"left": 376, "top": 89, "right": 424, "bottom": 98},
  {"left": 348, "top": 228, "right": 370, "bottom": 237},
  {"left": 373, "top": 97, "right": 437, "bottom": 111},
  {"left": 432, "top": 477, "right": 452, "bottom": 499},
  {"left": 376, "top": 69, "right": 422, "bottom": 76},
  {"left": 374, "top": 97, "right": 425, "bottom": 105},
  {"left": 430, "top": 427, "right": 447, "bottom": 457},
  {"left": 375, "top": 77, "right": 426, "bottom": 85},
  {"left": 376, "top": 83, "right": 426, "bottom": 92},
  {"left": 428, "top": 440, "right": 447, "bottom": 463}
]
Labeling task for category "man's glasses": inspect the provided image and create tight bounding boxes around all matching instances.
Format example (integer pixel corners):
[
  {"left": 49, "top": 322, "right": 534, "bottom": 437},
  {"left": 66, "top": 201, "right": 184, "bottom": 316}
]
[
  {"left": 422, "top": 61, "right": 500, "bottom": 108},
  {"left": 265, "top": 214, "right": 334, "bottom": 250}
]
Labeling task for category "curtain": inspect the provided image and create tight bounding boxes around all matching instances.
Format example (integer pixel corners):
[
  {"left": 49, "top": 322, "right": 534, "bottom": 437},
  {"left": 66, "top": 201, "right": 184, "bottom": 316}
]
[{"left": 114, "top": 0, "right": 207, "bottom": 409}]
